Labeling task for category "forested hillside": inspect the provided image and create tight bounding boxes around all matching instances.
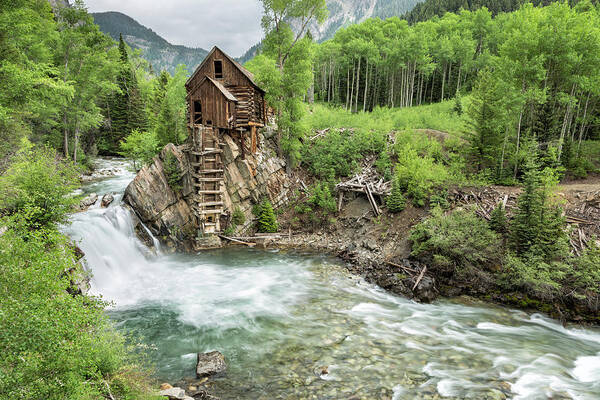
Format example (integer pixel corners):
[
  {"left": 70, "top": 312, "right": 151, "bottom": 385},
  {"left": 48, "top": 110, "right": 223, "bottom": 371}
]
[
  {"left": 0, "top": 1, "right": 189, "bottom": 397},
  {"left": 92, "top": 11, "right": 208, "bottom": 74}
]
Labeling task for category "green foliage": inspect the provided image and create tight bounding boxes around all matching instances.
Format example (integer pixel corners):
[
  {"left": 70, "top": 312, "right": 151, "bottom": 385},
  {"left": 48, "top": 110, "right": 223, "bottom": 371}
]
[
  {"left": 163, "top": 151, "right": 183, "bottom": 192},
  {"left": 119, "top": 129, "right": 159, "bottom": 171},
  {"left": 386, "top": 178, "right": 406, "bottom": 213},
  {"left": 154, "top": 65, "right": 188, "bottom": 147},
  {"left": 489, "top": 202, "right": 508, "bottom": 236},
  {"left": 232, "top": 207, "right": 246, "bottom": 226},
  {"left": 571, "top": 242, "right": 600, "bottom": 294},
  {"left": 394, "top": 146, "right": 450, "bottom": 207},
  {"left": 254, "top": 199, "right": 279, "bottom": 233},
  {"left": 0, "top": 222, "right": 158, "bottom": 400},
  {"left": 509, "top": 149, "right": 569, "bottom": 260},
  {"left": 308, "top": 181, "right": 337, "bottom": 214},
  {"left": 0, "top": 144, "right": 80, "bottom": 229},
  {"left": 410, "top": 207, "right": 503, "bottom": 275}
]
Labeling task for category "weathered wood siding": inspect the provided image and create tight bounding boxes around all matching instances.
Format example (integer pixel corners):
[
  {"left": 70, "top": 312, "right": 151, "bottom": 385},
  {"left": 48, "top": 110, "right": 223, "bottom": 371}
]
[
  {"left": 189, "top": 79, "right": 234, "bottom": 129},
  {"left": 187, "top": 48, "right": 254, "bottom": 95}
]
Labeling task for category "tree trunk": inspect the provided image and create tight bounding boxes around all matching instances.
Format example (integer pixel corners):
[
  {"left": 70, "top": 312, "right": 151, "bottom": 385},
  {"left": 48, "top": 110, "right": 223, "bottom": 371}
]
[
  {"left": 63, "top": 112, "right": 69, "bottom": 159},
  {"left": 513, "top": 108, "right": 524, "bottom": 179},
  {"left": 355, "top": 57, "right": 361, "bottom": 112},
  {"left": 363, "top": 59, "right": 369, "bottom": 112},
  {"left": 577, "top": 92, "right": 591, "bottom": 154}
]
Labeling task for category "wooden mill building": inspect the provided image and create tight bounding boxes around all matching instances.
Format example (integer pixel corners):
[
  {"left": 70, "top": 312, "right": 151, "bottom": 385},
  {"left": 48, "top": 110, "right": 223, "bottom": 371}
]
[{"left": 185, "top": 46, "right": 267, "bottom": 234}]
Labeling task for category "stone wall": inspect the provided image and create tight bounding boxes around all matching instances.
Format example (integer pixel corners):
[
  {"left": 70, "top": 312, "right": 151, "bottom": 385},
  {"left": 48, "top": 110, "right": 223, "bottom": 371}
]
[{"left": 123, "top": 128, "right": 290, "bottom": 250}]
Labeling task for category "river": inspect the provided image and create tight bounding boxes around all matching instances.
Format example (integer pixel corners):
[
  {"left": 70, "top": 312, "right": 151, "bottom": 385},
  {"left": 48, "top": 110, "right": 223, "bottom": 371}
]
[{"left": 64, "top": 158, "right": 600, "bottom": 400}]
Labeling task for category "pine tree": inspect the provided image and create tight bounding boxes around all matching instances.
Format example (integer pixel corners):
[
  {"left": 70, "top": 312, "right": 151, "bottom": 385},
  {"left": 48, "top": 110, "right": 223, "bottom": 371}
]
[
  {"left": 256, "top": 200, "right": 278, "bottom": 233},
  {"left": 386, "top": 178, "right": 406, "bottom": 213},
  {"left": 108, "top": 34, "right": 147, "bottom": 152},
  {"left": 489, "top": 202, "right": 508, "bottom": 236}
]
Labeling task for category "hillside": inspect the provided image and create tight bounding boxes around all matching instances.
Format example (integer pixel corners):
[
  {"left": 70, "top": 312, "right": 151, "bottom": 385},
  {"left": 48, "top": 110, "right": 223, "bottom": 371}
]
[
  {"left": 92, "top": 12, "right": 208, "bottom": 74},
  {"left": 239, "top": 0, "right": 425, "bottom": 64},
  {"left": 300, "top": 0, "right": 425, "bottom": 41},
  {"left": 402, "top": 0, "right": 560, "bottom": 23}
]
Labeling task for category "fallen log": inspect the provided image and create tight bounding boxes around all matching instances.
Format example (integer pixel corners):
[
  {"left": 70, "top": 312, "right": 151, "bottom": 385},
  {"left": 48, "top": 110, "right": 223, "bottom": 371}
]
[{"left": 218, "top": 235, "right": 256, "bottom": 247}]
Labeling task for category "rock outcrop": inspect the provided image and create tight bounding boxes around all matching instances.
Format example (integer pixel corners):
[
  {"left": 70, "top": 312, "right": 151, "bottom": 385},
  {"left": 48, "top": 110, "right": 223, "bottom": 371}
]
[{"left": 124, "top": 128, "right": 290, "bottom": 250}]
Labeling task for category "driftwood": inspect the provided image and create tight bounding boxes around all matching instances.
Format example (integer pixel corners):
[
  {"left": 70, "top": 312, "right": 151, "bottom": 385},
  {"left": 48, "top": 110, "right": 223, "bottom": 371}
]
[
  {"left": 412, "top": 266, "right": 427, "bottom": 291},
  {"left": 385, "top": 260, "right": 418, "bottom": 274}
]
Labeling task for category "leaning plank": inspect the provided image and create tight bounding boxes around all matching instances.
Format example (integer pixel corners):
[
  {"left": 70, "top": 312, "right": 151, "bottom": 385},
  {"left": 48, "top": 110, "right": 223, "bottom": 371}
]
[
  {"left": 365, "top": 183, "right": 380, "bottom": 216},
  {"left": 218, "top": 235, "right": 256, "bottom": 247},
  {"left": 412, "top": 266, "right": 427, "bottom": 291}
]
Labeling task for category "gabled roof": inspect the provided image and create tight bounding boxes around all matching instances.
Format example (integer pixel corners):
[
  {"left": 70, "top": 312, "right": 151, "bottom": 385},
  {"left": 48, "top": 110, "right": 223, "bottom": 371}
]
[
  {"left": 186, "top": 46, "right": 265, "bottom": 93},
  {"left": 203, "top": 76, "right": 238, "bottom": 102}
]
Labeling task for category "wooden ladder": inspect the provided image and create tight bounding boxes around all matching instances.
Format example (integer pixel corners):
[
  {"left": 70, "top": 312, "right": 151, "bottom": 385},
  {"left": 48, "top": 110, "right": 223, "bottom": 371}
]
[{"left": 191, "top": 125, "right": 224, "bottom": 234}]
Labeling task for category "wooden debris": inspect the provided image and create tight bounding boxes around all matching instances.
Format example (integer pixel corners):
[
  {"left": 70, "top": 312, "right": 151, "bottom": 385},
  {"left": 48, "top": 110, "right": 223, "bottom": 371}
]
[
  {"left": 412, "top": 266, "right": 427, "bottom": 291},
  {"left": 384, "top": 260, "right": 418, "bottom": 274},
  {"left": 218, "top": 235, "right": 256, "bottom": 247}
]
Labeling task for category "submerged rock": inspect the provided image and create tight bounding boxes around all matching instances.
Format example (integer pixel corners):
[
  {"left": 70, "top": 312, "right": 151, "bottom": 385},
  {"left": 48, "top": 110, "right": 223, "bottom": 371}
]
[{"left": 196, "top": 351, "right": 226, "bottom": 378}]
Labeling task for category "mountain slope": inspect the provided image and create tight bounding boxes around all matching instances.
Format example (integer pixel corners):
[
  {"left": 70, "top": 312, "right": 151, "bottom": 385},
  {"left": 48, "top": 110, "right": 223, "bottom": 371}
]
[
  {"left": 92, "top": 12, "right": 208, "bottom": 74},
  {"left": 300, "top": 0, "right": 425, "bottom": 41}
]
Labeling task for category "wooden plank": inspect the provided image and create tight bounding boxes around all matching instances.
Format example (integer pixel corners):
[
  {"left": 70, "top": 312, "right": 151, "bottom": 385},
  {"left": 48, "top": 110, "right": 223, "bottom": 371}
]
[
  {"left": 219, "top": 235, "right": 256, "bottom": 247},
  {"left": 365, "top": 183, "right": 380, "bottom": 216},
  {"left": 197, "top": 190, "right": 222, "bottom": 194},
  {"left": 199, "top": 201, "right": 224, "bottom": 207}
]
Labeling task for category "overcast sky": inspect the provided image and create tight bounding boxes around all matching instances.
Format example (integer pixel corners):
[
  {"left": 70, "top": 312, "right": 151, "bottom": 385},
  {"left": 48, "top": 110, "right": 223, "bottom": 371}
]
[{"left": 84, "top": 0, "right": 264, "bottom": 56}]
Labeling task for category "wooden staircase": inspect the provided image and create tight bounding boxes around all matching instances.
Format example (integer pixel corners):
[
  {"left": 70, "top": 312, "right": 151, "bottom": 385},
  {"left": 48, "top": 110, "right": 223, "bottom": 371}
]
[{"left": 190, "top": 125, "right": 224, "bottom": 234}]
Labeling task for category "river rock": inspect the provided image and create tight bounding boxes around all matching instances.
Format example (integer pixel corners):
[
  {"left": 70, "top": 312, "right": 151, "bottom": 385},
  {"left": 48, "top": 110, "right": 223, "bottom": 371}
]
[
  {"left": 159, "top": 386, "right": 186, "bottom": 399},
  {"left": 414, "top": 276, "right": 437, "bottom": 303},
  {"left": 196, "top": 351, "right": 226, "bottom": 378},
  {"left": 101, "top": 193, "right": 114, "bottom": 207},
  {"left": 80, "top": 193, "right": 98, "bottom": 209}
]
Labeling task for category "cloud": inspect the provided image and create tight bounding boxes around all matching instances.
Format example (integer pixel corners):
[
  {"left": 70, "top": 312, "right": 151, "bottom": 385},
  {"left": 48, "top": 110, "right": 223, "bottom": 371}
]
[{"left": 84, "top": 0, "right": 264, "bottom": 56}]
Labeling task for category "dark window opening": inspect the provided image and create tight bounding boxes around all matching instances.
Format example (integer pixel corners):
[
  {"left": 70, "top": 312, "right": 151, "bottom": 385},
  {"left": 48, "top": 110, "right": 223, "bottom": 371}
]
[
  {"left": 193, "top": 100, "right": 202, "bottom": 124},
  {"left": 214, "top": 60, "right": 223, "bottom": 79},
  {"left": 206, "top": 120, "right": 213, "bottom": 126}
]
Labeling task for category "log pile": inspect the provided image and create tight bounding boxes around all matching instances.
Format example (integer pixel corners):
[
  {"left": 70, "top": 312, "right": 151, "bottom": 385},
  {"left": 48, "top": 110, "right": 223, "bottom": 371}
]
[{"left": 335, "top": 160, "right": 391, "bottom": 216}]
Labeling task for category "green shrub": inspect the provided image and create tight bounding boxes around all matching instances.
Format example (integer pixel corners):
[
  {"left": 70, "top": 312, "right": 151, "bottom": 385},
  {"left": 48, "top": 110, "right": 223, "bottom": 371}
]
[
  {"left": 164, "top": 151, "right": 183, "bottom": 192},
  {"left": 571, "top": 242, "right": 600, "bottom": 294},
  {"left": 429, "top": 189, "right": 449, "bottom": 209},
  {"left": 232, "top": 207, "right": 246, "bottom": 226},
  {"left": 119, "top": 129, "right": 160, "bottom": 171},
  {"left": 0, "top": 145, "right": 80, "bottom": 229},
  {"left": 394, "top": 146, "right": 450, "bottom": 207},
  {"left": 410, "top": 207, "right": 502, "bottom": 275},
  {"left": 254, "top": 199, "right": 278, "bottom": 233},
  {"left": 386, "top": 178, "right": 406, "bottom": 213},
  {"left": 308, "top": 181, "right": 337, "bottom": 214}
]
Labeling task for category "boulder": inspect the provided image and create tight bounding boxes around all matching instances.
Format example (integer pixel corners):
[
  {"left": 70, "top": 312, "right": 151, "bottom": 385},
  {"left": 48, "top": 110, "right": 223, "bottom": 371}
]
[
  {"left": 80, "top": 193, "right": 98, "bottom": 209},
  {"left": 101, "top": 193, "right": 114, "bottom": 208},
  {"left": 159, "top": 383, "right": 173, "bottom": 390},
  {"left": 196, "top": 351, "right": 226, "bottom": 378},
  {"left": 414, "top": 275, "right": 437, "bottom": 303},
  {"left": 159, "top": 387, "right": 186, "bottom": 399}
]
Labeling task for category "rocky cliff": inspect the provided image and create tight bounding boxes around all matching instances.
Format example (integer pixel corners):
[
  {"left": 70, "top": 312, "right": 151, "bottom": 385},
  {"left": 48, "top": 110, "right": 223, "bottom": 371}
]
[{"left": 124, "top": 128, "right": 290, "bottom": 251}]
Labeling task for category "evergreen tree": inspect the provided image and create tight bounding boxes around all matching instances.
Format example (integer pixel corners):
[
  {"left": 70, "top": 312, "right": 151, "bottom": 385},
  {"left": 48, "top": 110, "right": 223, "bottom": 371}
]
[
  {"left": 386, "top": 178, "right": 407, "bottom": 213},
  {"left": 256, "top": 199, "right": 279, "bottom": 233},
  {"left": 108, "top": 34, "right": 147, "bottom": 153},
  {"left": 510, "top": 145, "right": 568, "bottom": 259},
  {"left": 489, "top": 202, "right": 508, "bottom": 236}
]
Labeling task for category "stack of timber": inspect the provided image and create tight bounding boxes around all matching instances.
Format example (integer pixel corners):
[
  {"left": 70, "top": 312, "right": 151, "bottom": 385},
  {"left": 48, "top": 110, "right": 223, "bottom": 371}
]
[
  {"left": 335, "top": 160, "right": 391, "bottom": 216},
  {"left": 188, "top": 125, "right": 225, "bottom": 234}
]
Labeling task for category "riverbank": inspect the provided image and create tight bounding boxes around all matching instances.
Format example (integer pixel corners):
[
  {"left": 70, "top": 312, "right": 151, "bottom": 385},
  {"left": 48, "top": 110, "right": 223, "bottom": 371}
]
[{"left": 221, "top": 182, "right": 600, "bottom": 326}]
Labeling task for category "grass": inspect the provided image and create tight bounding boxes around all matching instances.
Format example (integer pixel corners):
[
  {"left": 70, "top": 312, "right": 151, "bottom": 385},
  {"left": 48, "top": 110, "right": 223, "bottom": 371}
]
[{"left": 304, "top": 100, "right": 467, "bottom": 137}]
